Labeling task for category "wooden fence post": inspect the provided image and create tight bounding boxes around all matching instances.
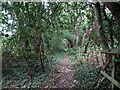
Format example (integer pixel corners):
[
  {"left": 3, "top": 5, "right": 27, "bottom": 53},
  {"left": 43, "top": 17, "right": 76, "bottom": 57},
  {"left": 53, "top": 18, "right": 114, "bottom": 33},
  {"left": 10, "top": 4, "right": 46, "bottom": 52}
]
[{"left": 111, "top": 55, "right": 115, "bottom": 90}]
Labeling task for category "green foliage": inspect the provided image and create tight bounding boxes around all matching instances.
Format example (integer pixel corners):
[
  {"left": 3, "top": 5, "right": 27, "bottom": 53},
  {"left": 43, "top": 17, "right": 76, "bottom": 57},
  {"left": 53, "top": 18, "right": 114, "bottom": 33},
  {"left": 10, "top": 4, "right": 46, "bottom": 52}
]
[
  {"left": 112, "top": 58, "right": 120, "bottom": 62},
  {"left": 2, "top": 1, "right": 120, "bottom": 88},
  {"left": 74, "top": 62, "right": 100, "bottom": 88},
  {"left": 2, "top": 60, "right": 54, "bottom": 88},
  {"left": 53, "top": 52, "right": 64, "bottom": 64}
]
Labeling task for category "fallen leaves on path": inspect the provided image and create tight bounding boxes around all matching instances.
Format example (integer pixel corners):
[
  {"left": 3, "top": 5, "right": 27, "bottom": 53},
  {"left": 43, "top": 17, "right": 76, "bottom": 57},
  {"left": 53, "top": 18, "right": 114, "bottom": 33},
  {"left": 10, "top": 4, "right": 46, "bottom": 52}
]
[{"left": 42, "top": 53, "right": 76, "bottom": 88}]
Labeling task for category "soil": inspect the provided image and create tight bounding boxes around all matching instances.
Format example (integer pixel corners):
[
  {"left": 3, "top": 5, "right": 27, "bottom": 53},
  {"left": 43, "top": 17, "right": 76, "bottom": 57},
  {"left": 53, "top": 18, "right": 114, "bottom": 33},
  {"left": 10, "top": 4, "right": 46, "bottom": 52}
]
[{"left": 42, "top": 53, "right": 76, "bottom": 88}]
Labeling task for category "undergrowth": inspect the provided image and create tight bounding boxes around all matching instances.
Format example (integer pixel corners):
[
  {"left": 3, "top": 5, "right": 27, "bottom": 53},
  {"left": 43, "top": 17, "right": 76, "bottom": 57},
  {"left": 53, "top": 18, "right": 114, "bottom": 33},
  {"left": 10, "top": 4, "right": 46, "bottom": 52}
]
[
  {"left": 2, "top": 60, "right": 54, "bottom": 88},
  {"left": 74, "top": 61, "right": 100, "bottom": 89},
  {"left": 2, "top": 51, "right": 66, "bottom": 88},
  {"left": 67, "top": 47, "right": 101, "bottom": 89}
]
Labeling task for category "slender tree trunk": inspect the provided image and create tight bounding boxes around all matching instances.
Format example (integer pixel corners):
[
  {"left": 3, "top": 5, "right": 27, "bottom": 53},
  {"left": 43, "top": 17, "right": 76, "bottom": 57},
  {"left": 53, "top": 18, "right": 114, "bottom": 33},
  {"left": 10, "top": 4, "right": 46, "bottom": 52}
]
[
  {"left": 82, "top": 28, "right": 93, "bottom": 53},
  {"left": 68, "top": 39, "right": 74, "bottom": 48},
  {"left": 37, "top": 34, "right": 45, "bottom": 72},
  {"left": 94, "top": 2, "right": 109, "bottom": 49},
  {"left": 74, "top": 24, "right": 80, "bottom": 47},
  {"left": 34, "top": 33, "right": 45, "bottom": 72},
  {"left": 40, "top": 34, "right": 45, "bottom": 72}
]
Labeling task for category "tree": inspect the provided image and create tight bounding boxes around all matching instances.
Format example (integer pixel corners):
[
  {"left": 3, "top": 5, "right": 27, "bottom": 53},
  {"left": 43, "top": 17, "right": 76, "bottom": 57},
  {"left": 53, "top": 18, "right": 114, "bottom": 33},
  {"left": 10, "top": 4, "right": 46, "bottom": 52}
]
[{"left": 94, "top": 2, "right": 109, "bottom": 49}]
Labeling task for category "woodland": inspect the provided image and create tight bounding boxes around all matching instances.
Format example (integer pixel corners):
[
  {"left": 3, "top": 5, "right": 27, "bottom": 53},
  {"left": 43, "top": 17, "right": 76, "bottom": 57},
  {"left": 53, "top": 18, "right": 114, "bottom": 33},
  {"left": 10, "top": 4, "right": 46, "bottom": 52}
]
[{"left": 1, "top": 1, "right": 120, "bottom": 89}]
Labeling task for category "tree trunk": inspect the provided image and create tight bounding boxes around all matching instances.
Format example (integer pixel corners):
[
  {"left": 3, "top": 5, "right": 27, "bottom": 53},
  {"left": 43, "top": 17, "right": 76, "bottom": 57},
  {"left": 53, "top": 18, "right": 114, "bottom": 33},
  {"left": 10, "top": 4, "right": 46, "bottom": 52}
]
[
  {"left": 34, "top": 33, "right": 45, "bottom": 72},
  {"left": 82, "top": 28, "right": 93, "bottom": 53},
  {"left": 68, "top": 39, "right": 74, "bottom": 48},
  {"left": 94, "top": 2, "right": 109, "bottom": 49},
  {"left": 37, "top": 34, "right": 45, "bottom": 72},
  {"left": 40, "top": 34, "right": 45, "bottom": 72},
  {"left": 74, "top": 24, "right": 80, "bottom": 47}
]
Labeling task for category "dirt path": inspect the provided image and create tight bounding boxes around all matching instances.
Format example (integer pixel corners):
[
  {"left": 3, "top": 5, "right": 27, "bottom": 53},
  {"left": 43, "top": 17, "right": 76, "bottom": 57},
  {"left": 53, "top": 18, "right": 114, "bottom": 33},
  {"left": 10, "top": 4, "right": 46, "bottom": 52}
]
[
  {"left": 53, "top": 53, "right": 75, "bottom": 88},
  {"left": 42, "top": 53, "right": 75, "bottom": 88}
]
